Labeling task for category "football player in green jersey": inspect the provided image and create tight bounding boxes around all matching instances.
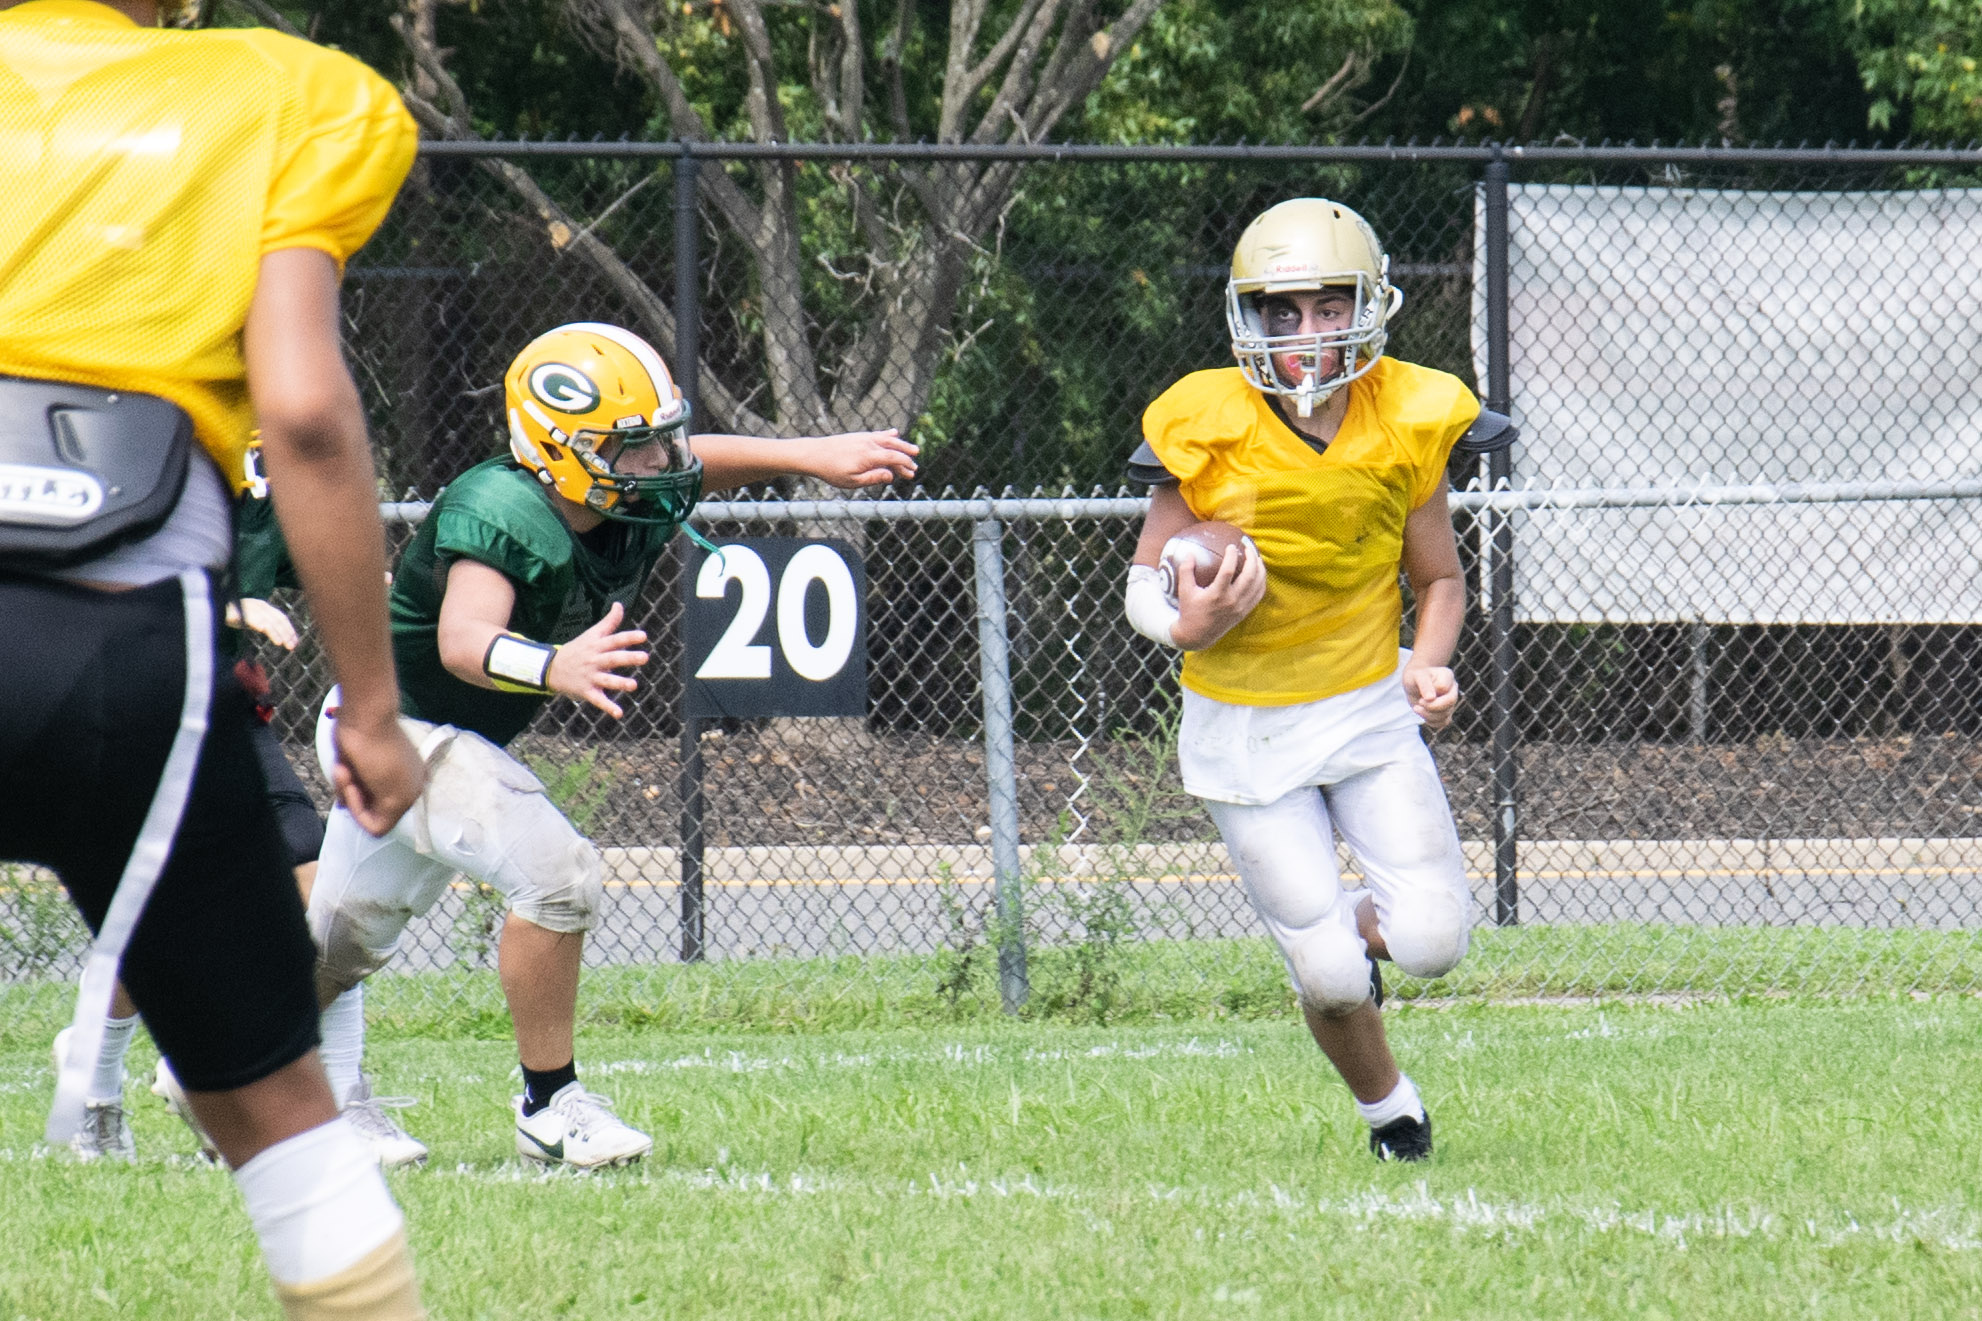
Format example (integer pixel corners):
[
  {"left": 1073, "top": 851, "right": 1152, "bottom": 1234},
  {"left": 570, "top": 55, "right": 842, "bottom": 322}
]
[{"left": 308, "top": 323, "right": 918, "bottom": 1168}]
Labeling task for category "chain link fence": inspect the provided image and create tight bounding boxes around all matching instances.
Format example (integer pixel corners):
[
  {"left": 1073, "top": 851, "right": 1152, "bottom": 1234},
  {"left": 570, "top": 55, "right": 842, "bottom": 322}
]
[{"left": 7, "top": 143, "right": 1982, "bottom": 1023}]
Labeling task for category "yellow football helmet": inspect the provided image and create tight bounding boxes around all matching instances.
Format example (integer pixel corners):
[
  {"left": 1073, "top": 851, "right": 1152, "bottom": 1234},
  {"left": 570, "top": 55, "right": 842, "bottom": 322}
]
[
  {"left": 503, "top": 322, "right": 702, "bottom": 526},
  {"left": 1226, "top": 198, "right": 1403, "bottom": 415}
]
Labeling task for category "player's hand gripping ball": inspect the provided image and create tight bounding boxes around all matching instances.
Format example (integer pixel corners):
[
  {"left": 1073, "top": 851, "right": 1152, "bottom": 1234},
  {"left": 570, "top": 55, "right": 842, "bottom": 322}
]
[{"left": 1159, "top": 520, "right": 1255, "bottom": 604}]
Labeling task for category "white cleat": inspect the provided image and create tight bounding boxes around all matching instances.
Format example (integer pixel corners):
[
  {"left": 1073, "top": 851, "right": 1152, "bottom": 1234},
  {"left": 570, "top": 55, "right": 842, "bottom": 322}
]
[
  {"left": 514, "top": 1082, "right": 652, "bottom": 1169},
  {"left": 51, "top": 1028, "right": 135, "bottom": 1163},
  {"left": 72, "top": 1099, "right": 138, "bottom": 1163},
  {"left": 150, "top": 1058, "right": 221, "bottom": 1164},
  {"left": 342, "top": 1075, "right": 429, "bottom": 1169}
]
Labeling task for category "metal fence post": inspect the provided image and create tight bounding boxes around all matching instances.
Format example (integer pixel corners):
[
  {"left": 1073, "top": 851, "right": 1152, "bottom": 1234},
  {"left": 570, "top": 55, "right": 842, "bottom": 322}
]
[
  {"left": 674, "top": 147, "right": 707, "bottom": 963},
  {"left": 972, "top": 517, "right": 1028, "bottom": 1012},
  {"left": 1484, "top": 145, "right": 1520, "bottom": 927},
  {"left": 1689, "top": 620, "right": 1712, "bottom": 741}
]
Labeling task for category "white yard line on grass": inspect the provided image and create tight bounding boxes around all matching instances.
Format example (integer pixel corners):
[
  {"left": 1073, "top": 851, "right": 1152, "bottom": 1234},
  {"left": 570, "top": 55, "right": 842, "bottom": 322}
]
[
  {"left": 587, "top": 1036, "right": 1253, "bottom": 1079},
  {"left": 420, "top": 1158, "right": 1982, "bottom": 1252}
]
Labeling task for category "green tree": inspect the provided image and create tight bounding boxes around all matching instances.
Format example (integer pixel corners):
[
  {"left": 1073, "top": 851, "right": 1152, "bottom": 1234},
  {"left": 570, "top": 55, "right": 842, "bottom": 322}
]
[
  {"left": 1846, "top": 0, "right": 1982, "bottom": 137},
  {"left": 376, "top": 0, "right": 1176, "bottom": 441},
  {"left": 1353, "top": 1, "right": 1879, "bottom": 145},
  {"left": 1076, "top": 0, "right": 1414, "bottom": 143}
]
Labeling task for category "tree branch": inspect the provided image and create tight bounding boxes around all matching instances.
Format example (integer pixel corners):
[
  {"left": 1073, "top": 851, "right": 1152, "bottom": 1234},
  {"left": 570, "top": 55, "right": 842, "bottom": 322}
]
[
  {"left": 1348, "top": 47, "right": 1411, "bottom": 126},
  {"left": 714, "top": 0, "right": 832, "bottom": 430},
  {"left": 946, "top": 0, "right": 1051, "bottom": 136},
  {"left": 956, "top": 0, "right": 1160, "bottom": 227},
  {"left": 835, "top": 0, "right": 864, "bottom": 140},
  {"left": 724, "top": 0, "right": 795, "bottom": 145},
  {"left": 1301, "top": 50, "right": 1362, "bottom": 115},
  {"left": 881, "top": 0, "right": 915, "bottom": 141},
  {"left": 393, "top": 6, "right": 769, "bottom": 434},
  {"left": 968, "top": 0, "right": 1069, "bottom": 145},
  {"left": 217, "top": 0, "right": 302, "bottom": 36},
  {"left": 1007, "top": 0, "right": 1163, "bottom": 147},
  {"left": 562, "top": 0, "right": 762, "bottom": 238},
  {"left": 939, "top": 0, "right": 994, "bottom": 140}
]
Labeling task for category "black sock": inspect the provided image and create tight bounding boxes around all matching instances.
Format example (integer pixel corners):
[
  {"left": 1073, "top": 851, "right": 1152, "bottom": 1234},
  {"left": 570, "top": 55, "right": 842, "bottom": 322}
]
[{"left": 521, "top": 1060, "right": 578, "bottom": 1117}]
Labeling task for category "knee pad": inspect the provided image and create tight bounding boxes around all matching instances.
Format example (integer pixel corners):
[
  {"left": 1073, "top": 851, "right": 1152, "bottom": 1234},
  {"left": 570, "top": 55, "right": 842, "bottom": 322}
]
[
  {"left": 307, "top": 833, "right": 453, "bottom": 1003},
  {"left": 311, "top": 901, "right": 411, "bottom": 1001},
  {"left": 1382, "top": 902, "right": 1471, "bottom": 980},
  {"left": 235, "top": 1118, "right": 425, "bottom": 1319},
  {"left": 419, "top": 732, "right": 603, "bottom": 935},
  {"left": 502, "top": 836, "right": 603, "bottom": 935},
  {"left": 1282, "top": 920, "right": 1374, "bottom": 1017}
]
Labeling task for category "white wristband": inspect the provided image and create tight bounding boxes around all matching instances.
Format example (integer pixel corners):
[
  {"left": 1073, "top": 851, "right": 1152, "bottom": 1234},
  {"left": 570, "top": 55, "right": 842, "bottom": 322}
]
[
  {"left": 1124, "top": 563, "right": 1181, "bottom": 648},
  {"left": 484, "top": 632, "right": 558, "bottom": 694}
]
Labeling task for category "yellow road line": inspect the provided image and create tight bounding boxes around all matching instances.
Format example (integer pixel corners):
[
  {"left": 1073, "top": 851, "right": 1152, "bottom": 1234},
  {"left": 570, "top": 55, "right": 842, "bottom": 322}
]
[{"left": 550, "top": 862, "right": 1982, "bottom": 892}]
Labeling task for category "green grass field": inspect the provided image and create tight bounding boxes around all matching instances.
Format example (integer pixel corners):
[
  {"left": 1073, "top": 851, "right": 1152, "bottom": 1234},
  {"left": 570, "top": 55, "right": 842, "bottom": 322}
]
[{"left": 4, "top": 947, "right": 1981, "bottom": 1320}]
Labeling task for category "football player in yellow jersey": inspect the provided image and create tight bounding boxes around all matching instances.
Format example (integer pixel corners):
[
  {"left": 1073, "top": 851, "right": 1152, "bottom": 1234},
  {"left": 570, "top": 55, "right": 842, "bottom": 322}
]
[
  {"left": 0, "top": 2, "right": 428, "bottom": 1316},
  {"left": 1123, "top": 199, "right": 1515, "bottom": 1162}
]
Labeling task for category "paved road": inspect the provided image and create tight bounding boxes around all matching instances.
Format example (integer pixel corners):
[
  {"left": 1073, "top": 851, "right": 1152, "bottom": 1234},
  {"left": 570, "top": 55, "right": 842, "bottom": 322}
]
[{"left": 374, "top": 837, "right": 1982, "bottom": 973}]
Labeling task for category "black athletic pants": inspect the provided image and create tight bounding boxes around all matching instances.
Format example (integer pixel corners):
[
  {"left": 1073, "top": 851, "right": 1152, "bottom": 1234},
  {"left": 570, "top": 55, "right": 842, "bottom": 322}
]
[{"left": 0, "top": 574, "right": 319, "bottom": 1091}]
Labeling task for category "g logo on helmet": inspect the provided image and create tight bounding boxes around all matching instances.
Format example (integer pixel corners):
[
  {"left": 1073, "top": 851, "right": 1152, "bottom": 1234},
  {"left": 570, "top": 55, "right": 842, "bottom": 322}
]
[{"left": 528, "top": 363, "right": 602, "bottom": 414}]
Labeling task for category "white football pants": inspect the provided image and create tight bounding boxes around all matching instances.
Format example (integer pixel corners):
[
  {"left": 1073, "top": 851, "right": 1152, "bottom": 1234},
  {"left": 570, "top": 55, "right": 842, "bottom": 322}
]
[
  {"left": 1204, "top": 724, "right": 1472, "bottom": 1015},
  {"left": 310, "top": 703, "right": 602, "bottom": 998}
]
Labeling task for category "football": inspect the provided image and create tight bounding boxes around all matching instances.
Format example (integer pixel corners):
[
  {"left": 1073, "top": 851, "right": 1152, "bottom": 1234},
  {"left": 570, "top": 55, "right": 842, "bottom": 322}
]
[{"left": 1159, "top": 520, "right": 1254, "bottom": 600}]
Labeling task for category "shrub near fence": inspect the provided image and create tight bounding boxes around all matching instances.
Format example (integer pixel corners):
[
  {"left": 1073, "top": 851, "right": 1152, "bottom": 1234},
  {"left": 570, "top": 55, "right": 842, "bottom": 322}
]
[{"left": 4, "top": 143, "right": 1981, "bottom": 1029}]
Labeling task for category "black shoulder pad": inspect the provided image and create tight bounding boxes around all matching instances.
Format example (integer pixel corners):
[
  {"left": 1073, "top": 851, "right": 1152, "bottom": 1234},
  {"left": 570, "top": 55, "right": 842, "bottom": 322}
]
[
  {"left": 1452, "top": 408, "right": 1518, "bottom": 455},
  {"left": 1124, "top": 440, "right": 1178, "bottom": 486}
]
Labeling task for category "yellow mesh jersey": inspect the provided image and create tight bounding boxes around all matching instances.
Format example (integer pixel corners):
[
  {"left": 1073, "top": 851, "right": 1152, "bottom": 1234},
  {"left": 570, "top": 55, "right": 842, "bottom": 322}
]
[
  {"left": 0, "top": 1, "right": 416, "bottom": 490},
  {"left": 1142, "top": 360, "right": 1479, "bottom": 707}
]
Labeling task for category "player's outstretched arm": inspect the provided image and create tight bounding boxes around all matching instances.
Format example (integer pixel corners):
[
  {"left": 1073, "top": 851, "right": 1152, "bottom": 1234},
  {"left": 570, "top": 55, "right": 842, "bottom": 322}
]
[
  {"left": 246, "top": 248, "right": 423, "bottom": 834},
  {"left": 691, "top": 429, "right": 919, "bottom": 493},
  {"left": 436, "top": 560, "right": 650, "bottom": 719},
  {"left": 1400, "top": 478, "right": 1466, "bottom": 731}
]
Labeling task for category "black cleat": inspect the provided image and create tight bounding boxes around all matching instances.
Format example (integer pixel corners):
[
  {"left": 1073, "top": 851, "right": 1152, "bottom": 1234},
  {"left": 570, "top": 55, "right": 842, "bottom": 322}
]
[
  {"left": 1369, "top": 1112, "right": 1433, "bottom": 1162},
  {"left": 1368, "top": 956, "right": 1384, "bottom": 1008}
]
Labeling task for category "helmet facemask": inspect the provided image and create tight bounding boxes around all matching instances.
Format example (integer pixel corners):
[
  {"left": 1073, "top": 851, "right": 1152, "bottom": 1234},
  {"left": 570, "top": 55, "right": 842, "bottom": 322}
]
[
  {"left": 572, "top": 410, "right": 704, "bottom": 527},
  {"left": 1226, "top": 264, "right": 1400, "bottom": 417},
  {"left": 1224, "top": 198, "right": 1403, "bottom": 417}
]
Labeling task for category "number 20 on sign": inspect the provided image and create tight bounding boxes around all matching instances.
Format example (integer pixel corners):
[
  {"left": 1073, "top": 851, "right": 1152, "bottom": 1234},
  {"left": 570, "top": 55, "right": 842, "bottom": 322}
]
[{"left": 681, "top": 537, "right": 869, "bottom": 718}]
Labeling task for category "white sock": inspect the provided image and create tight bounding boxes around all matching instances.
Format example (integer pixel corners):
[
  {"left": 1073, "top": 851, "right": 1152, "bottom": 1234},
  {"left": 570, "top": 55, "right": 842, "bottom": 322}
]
[
  {"left": 91, "top": 1014, "right": 140, "bottom": 1103},
  {"left": 1356, "top": 1073, "right": 1425, "bottom": 1129},
  {"left": 318, "top": 986, "right": 366, "bottom": 1106},
  {"left": 232, "top": 1117, "right": 404, "bottom": 1286}
]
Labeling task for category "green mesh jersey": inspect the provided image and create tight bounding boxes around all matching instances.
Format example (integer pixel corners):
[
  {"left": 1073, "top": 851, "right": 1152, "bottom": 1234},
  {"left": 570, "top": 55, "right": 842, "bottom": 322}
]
[
  {"left": 233, "top": 486, "right": 296, "bottom": 601},
  {"left": 390, "top": 458, "right": 678, "bottom": 746},
  {"left": 222, "top": 488, "right": 297, "bottom": 661}
]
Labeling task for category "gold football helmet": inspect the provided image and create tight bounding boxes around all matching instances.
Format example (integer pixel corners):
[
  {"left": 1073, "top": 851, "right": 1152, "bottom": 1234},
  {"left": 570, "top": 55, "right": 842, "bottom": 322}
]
[
  {"left": 1226, "top": 198, "right": 1402, "bottom": 415},
  {"left": 503, "top": 322, "right": 702, "bottom": 525}
]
